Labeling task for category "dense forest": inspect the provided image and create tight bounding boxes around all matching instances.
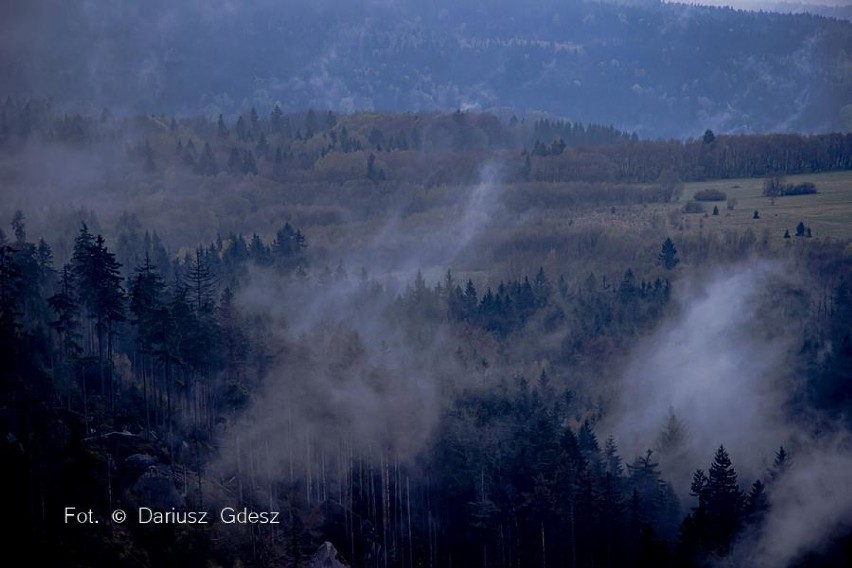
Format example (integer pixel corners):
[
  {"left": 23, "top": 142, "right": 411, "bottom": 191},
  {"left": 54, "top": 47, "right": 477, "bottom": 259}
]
[
  {"left": 3, "top": 0, "right": 851, "bottom": 137},
  {"left": 2, "top": 99, "right": 852, "bottom": 566}
]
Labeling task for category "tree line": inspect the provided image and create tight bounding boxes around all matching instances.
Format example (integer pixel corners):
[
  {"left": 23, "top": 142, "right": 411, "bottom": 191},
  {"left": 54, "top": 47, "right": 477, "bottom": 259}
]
[{"left": 2, "top": 99, "right": 849, "bottom": 191}]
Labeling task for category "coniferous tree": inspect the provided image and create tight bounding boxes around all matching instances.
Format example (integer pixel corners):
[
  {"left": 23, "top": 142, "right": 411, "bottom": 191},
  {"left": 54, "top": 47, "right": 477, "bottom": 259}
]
[
  {"left": 241, "top": 149, "right": 257, "bottom": 175},
  {"left": 49, "top": 265, "right": 82, "bottom": 362},
  {"left": 270, "top": 104, "right": 284, "bottom": 133},
  {"left": 235, "top": 116, "right": 247, "bottom": 141},
  {"left": 604, "top": 436, "right": 624, "bottom": 478},
  {"left": 130, "top": 253, "right": 166, "bottom": 352},
  {"left": 0, "top": 237, "right": 24, "bottom": 355},
  {"left": 129, "top": 253, "right": 166, "bottom": 430},
  {"left": 248, "top": 233, "right": 270, "bottom": 267},
  {"left": 768, "top": 445, "right": 789, "bottom": 482},
  {"left": 71, "top": 227, "right": 125, "bottom": 400},
  {"left": 185, "top": 247, "right": 215, "bottom": 314},
  {"left": 197, "top": 142, "right": 218, "bottom": 176},
  {"left": 227, "top": 147, "right": 241, "bottom": 174},
  {"left": 705, "top": 445, "right": 742, "bottom": 552},
  {"left": 271, "top": 223, "right": 307, "bottom": 272},
  {"left": 658, "top": 238, "right": 679, "bottom": 270},
  {"left": 7, "top": 213, "right": 50, "bottom": 330},
  {"left": 656, "top": 408, "right": 687, "bottom": 457},
  {"left": 744, "top": 479, "right": 768, "bottom": 521}
]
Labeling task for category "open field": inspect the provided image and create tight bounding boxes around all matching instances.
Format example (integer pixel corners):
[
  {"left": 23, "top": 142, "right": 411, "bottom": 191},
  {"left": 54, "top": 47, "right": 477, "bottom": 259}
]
[{"left": 674, "top": 171, "right": 852, "bottom": 242}]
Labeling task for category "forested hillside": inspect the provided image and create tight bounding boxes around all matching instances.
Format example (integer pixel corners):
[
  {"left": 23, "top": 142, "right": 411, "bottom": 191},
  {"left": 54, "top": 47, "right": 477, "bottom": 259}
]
[
  {"left": 2, "top": 101, "right": 852, "bottom": 566},
  {"left": 2, "top": 0, "right": 851, "bottom": 137}
]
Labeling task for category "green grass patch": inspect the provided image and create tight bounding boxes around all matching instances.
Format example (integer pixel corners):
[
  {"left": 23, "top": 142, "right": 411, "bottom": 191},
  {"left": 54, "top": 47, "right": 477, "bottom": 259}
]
[{"left": 677, "top": 171, "right": 852, "bottom": 242}]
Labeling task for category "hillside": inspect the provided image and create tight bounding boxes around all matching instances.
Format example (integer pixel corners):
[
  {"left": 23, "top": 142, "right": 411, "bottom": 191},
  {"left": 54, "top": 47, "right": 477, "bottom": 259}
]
[{"left": 2, "top": 0, "right": 850, "bottom": 137}]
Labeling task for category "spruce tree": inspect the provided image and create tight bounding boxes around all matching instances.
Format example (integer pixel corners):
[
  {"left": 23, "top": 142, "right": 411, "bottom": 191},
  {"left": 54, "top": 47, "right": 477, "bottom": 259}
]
[
  {"left": 197, "top": 142, "right": 218, "bottom": 176},
  {"left": 705, "top": 445, "right": 742, "bottom": 551},
  {"left": 658, "top": 238, "right": 679, "bottom": 270},
  {"left": 270, "top": 104, "right": 284, "bottom": 133}
]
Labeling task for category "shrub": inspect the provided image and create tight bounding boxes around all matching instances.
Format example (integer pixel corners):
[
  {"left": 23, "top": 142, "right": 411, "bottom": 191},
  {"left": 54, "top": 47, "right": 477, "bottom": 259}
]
[
  {"left": 763, "top": 176, "right": 817, "bottom": 197},
  {"left": 763, "top": 176, "right": 786, "bottom": 197},
  {"left": 683, "top": 201, "right": 705, "bottom": 214},
  {"left": 694, "top": 188, "right": 727, "bottom": 201},
  {"left": 784, "top": 182, "right": 817, "bottom": 196}
]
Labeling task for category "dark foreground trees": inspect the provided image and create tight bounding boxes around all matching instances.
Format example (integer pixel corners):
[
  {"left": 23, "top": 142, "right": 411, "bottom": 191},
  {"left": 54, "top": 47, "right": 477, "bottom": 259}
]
[{"left": 2, "top": 208, "right": 851, "bottom": 566}]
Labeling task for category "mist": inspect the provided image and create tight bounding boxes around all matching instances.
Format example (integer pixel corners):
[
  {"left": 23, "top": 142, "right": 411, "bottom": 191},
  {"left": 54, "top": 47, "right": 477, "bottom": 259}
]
[
  {"left": 728, "top": 437, "right": 852, "bottom": 566},
  {"left": 3, "top": 0, "right": 851, "bottom": 565},
  {"left": 608, "top": 261, "right": 801, "bottom": 489},
  {"left": 212, "top": 162, "right": 507, "bottom": 489},
  {"left": 607, "top": 259, "right": 852, "bottom": 564}
]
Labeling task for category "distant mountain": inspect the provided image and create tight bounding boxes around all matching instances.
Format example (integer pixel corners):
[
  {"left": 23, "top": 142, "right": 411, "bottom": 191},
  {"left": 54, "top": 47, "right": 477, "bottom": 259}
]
[{"left": 1, "top": 0, "right": 850, "bottom": 137}]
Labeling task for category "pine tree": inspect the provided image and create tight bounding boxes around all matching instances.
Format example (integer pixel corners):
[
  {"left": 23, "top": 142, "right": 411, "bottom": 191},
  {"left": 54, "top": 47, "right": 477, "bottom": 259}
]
[
  {"left": 656, "top": 408, "right": 687, "bottom": 456},
  {"left": 367, "top": 152, "right": 378, "bottom": 180},
  {"left": 270, "top": 104, "right": 284, "bottom": 133},
  {"left": 705, "top": 445, "right": 742, "bottom": 551},
  {"left": 235, "top": 116, "right": 248, "bottom": 141},
  {"left": 48, "top": 265, "right": 82, "bottom": 362},
  {"left": 690, "top": 469, "right": 709, "bottom": 509},
  {"left": 12, "top": 210, "right": 26, "bottom": 243},
  {"left": 71, "top": 223, "right": 96, "bottom": 352},
  {"left": 249, "top": 233, "right": 271, "bottom": 266},
  {"left": 272, "top": 223, "right": 307, "bottom": 271},
  {"left": 256, "top": 132, "right": 268, "bottom": 157},
  {"left": 744, "top": 479, "right": 768, "bottom": 520},
  {"left": 196, "top": 142, "right": 218, "bottom": 176},
  {"left": 658, "top": 238, "right": 679, "bottom": 270},
  {"left": 241, "top": 149, "right": 257, "bottom": 175},
  {"left": 185, "top": 247, "right": 215, "bottom": 313},
  {"left": 768, "top": 446, "right": 789, "bottom": 482},
  {"left": 0, "top": 238, "right": 24, "bottom": 350},
  {"left": 219, "top": 287, "right": 248, "bottom": 392},
  {"left": 130, "top": 253, "right": 166, "bottom": 352},
  {"left": 129, "top": 253, "right": 166, "bottom": 430},
  {"left": 462, "top": 279, "right": 478, "bottom": 321},
  {"left": 603, "top": 435, "right": 624, "bottom": 478},
  {"left": 72, "top": 228, "right": 125, "bottom": 399}
]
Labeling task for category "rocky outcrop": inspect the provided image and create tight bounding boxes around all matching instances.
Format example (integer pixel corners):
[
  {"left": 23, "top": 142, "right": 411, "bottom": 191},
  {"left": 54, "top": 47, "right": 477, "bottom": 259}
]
[{"left": 309, "top": 541, "right": 349, "bottom": 568}]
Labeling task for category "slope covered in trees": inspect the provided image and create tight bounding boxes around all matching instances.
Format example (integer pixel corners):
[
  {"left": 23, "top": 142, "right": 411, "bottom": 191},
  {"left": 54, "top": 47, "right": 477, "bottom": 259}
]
[
  {"left": 2, "top": 0, "right": 851, "bottom": 137},
  {"left": 1, "top": 83, "right": 851, "bottom": 567},
  {"left": 2, "top": 158, "right": 852, "bottom": 566}
]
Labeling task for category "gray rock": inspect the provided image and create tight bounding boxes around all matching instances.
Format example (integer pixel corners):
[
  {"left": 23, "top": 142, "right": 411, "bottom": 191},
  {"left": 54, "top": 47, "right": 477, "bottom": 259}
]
[{"left": 309, "top": 541, "right": 349, "bottom": 568}]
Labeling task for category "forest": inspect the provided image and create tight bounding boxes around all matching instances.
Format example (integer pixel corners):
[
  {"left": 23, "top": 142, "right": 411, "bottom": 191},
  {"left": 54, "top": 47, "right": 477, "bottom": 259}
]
[
  {"left": 2, "top": 98, "right": 852, "bottom": 567},
  {"left": 3, "top": 0, "right": 851, "bottom": 137}
]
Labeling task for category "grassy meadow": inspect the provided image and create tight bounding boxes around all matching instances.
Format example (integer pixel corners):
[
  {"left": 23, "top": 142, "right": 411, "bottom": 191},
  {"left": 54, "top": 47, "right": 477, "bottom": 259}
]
[{"left": 677, "top": 171, "right": 852, "bottom": 242}]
